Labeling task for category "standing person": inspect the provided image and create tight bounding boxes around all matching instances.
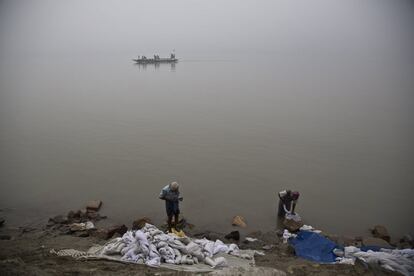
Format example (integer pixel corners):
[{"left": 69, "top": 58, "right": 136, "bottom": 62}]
[
  {"left": 159, "top": 181, "right": 183, "bottom": 232},
  {"left": 277, "top": 190, "right": 300, "bottom": 218}
]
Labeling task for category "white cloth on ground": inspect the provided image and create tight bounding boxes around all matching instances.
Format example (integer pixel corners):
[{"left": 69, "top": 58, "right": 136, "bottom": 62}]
[
  {"left": 299, "top": 224, "right": 321, "bottom": 233},
  {"left": 97, "top": 223, "right": 243, "bottom": 268},
  {"left": 336, "top": 246, "right": 414, "bottom": 276}
]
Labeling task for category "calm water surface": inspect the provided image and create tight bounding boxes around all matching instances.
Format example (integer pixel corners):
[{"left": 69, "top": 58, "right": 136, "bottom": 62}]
[{"left": 0, "top": 52, "right": 413, "bottom": 236}]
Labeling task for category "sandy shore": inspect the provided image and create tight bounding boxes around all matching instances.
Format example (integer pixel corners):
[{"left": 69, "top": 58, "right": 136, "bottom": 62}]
[{"left": 0, "top": 217, "right": 400, "bottom": 276}]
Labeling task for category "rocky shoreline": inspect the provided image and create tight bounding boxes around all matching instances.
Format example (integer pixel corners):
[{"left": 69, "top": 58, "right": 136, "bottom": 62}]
[{"left": 0, "top": 201, "right": 411, "bottom": 275}]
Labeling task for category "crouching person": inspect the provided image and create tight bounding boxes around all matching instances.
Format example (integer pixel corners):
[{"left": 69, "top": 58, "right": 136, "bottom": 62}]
[
  {"left": 277, "top": 190, "right": 300, "bottom": 218},
  {"left": 159, "top": 181, "right": 183, "bottom": 232}
]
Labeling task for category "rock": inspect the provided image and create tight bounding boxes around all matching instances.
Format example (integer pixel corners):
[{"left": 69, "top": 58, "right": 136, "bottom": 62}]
[
  {"left": 337, "top": 236, "right": 358, "bottom": 247},
  {"left": 86, "top": 211, "right": 100, "bottom": 220},
  {"left": 49, "top": 215, "right": 68, "bottom": 224},
  {"left": 276, "top": 229, "right": 284, "bottom": 237},
  {"left": 69, "top": 223, "right": 85, "bottom": 232},
  {"left": 362, "top": 237, "right": 393, "bottom": 248},
  {"left": 232, "top": 216, "right": 247, "bottom": 228},
  {"left": 111, "top": 232, "right": 122, "bottom": 239},
  {"left": 91, "top": 229, "right": 111, "bottom": 239},
  {"left": 398, "top": 235, "right": 414, "bottom": 249},
  {"left": 79, "top": 209, "right": 88, "bottom": 219},
  {"left": 0, "top": 234, "right": 11, "bottom": 240},
  {"left": 176, "top": 218, "right": 194, "bottom": 230},
  {"left": 194, "top": 231, "right": 222, "bottom": 241},
  {"left": 283, "top": 218, "right": 303, "bottom": 232},
  {"left": 67, "top": 210, "right": 76, "bottom": 220},
  {"left": 371, "top": 225, "right": 390, "bottom": 242},
  {"left": 86, "top": 200, "right": 102, "bottom": 211},
  {"left": 73, "top": 230, "right": 89, "bottom": 238},
  {"left": 107, "top": 224, "right": 127, "bottom": 239},
  {"left": 402, "top": 234, "right": 413, "bottom": 242},
  {"left": 0, "top": 217, "right": 5, "bottom": 227},
  {"left": 132, "top": 217, "right": 152, "bottom": 230},
  {"left": 262, "top": 244, "right": 275, "bottom": 250},
  {"left": 225, "top": 231, "right": 240, "bottom": 241},
  {"left": 69, "top": 221, "right": 95, "bottom": 232},
  {"left": 59, "top": 225, "right": 72, "bottom": 235}
]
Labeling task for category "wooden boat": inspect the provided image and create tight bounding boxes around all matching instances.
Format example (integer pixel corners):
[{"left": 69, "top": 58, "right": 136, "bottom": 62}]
[{"left": 133, "top": 53, "right": 178, "bottom": 64}]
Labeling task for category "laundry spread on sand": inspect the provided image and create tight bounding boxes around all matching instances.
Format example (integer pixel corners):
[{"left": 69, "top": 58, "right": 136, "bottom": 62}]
[
  {"left": 51, "top": 223, "right": 265, "bottom": 273},
  {"left": 284, "top": 226, "right": 414, "bottom": 276}
]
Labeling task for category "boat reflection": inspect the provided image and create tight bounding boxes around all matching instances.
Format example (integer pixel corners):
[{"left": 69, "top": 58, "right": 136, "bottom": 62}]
[{"left": 134, "top": 62, "right": 176, "bottom": 72}]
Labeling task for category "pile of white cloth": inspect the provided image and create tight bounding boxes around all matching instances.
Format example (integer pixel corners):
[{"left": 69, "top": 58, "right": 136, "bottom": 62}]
[
  {"left": 335, "top": 246, "right": 414, "bottom": 276},
  {"left": 299, "top": 224, "right": 321, "bottom": 234},
  {"left": 98, "top": 223, "right": 248, "bottom": 268}
]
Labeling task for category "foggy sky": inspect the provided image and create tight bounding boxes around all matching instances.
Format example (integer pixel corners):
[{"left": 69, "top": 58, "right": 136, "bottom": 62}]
[{"left": 0, "top": 0, "right": 413, "bottom": 58}]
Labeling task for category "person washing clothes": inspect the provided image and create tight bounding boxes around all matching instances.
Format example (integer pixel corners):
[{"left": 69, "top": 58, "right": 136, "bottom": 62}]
[
  {"left": 277, "top": 190, "right": 300, "bottom": 218},
  {"left": 159, "top": 181, "right": 183, "bottom": 232}
]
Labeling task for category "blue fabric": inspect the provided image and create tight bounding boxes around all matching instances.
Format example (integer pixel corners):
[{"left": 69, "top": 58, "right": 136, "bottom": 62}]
[{"left": 289, "top": 231, "right": 338, "bottom": 263}]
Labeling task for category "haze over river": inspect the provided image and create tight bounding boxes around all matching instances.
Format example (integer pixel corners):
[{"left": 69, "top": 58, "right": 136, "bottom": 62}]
[{"left": 0, "top": 0, "right": 413, "bottom": 237}]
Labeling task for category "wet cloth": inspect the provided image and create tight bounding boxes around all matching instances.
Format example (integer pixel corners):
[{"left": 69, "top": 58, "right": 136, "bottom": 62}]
[
  {"left": 336, "top": 247, "right": 414, "bottom": 276},
  {"left": 289, "top": 230, "right": 338, "bottom": 263}
]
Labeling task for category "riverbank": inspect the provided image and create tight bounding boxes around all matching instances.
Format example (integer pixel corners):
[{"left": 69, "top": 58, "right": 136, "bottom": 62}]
[{"left": 0, "top": 207, "right": 405, "bottom": 275}]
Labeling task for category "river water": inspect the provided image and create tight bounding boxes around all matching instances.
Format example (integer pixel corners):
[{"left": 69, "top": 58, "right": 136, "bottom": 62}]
[{"left": 0, "top": 51, "right": 413, "bottom": 237}]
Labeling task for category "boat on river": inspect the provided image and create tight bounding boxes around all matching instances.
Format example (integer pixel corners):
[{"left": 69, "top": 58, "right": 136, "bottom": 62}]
[{"left": 133, "top": 53, "right": 178, "bottom": 64}]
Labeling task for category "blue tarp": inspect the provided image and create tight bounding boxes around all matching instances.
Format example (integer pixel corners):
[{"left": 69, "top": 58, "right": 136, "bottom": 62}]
[{"left": 289, "top": 231, "right": 338, "bottom": 263}]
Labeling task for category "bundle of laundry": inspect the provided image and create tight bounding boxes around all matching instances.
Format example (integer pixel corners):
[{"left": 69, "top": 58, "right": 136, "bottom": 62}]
[
  {"left": 335, "top": 247, "right": 414, "bottom": 276},
  {"left": 98, "top": 223, "right": 247, "bottom": 267}
]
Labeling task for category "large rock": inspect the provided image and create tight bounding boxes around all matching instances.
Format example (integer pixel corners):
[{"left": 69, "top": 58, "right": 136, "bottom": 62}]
[
  {"left": 362, "top": 237, "right": 392, "bottom": 248},
  {"left": 49, "top": 215, "right": 68, "bottom": 224},
  {"left": 371, "top": 225, "right": 390, "bottom": 242},
  {"left": 232, "top": 216, "right": 247, "bottom": 228},
  {"left": 86, "top": 200, "right": 102, "bottom": 211},
  {"left": 93, "top": 224, "right": 127, "bottom": 240},
  {"left": 86, "top": 210, "right": 101, "bottom": 220},
  {"left": 132, "top": 217, "right": 152, "bottom": 230},
  {"left": 225, "top": 231, "right": 240, "bottom": 241},
  {"left": 283, "top": 218, "right": 303, "bottom": 232},
  {"left": 107, "top": 224, "right": 128, "bottom": 239}
]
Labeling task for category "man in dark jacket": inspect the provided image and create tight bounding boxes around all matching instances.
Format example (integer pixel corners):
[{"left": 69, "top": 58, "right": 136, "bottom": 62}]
[{"left": 159, "top": 181, "right": 183, "bottom": 232}]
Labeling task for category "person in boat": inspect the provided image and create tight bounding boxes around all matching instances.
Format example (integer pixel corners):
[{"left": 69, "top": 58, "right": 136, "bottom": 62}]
[
  {"left": 277, "top": 190, "right": 300, "bottom": 218},
  {"left": 159, "top": 181, "right": 183, "bottom": 232}
]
